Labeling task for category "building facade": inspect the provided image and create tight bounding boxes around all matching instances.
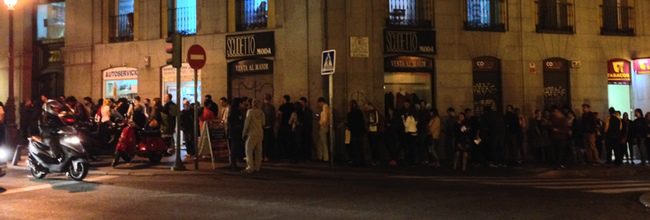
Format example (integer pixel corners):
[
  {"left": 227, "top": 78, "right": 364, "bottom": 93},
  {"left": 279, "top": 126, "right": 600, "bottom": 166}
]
[{"left": 1, "top": 0, "right": 650, "bottom": 122}]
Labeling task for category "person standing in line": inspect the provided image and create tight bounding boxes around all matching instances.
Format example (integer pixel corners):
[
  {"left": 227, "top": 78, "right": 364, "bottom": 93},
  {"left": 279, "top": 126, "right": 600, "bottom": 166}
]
[
  {"left": 288, "top": 102, "right": 304, "bottom": 163},
  {"left": 277, "top": 95, "right": 294, "bottom": 160},
  {"left": 401, "top": 100, "right": 418, "bottom": 165},
  {"left": 180, "top": 100, "right": 196, "bottom": 159},
  {"left": 604, "top": 108, "right": 622, "bottom": 165},
  {"left": 428, "top": 109, "right": 442, "bottom": 167},
  {"left": 365, "top": 102, "right": 383, "bottom": 166},
  {"left": 227, "top": 98, "right": 245, "bottom": 170},
  {"left": 316, "top": 97, "right": 331, "bottom": 162},
  {"left": 261, "top": 94, "right": 276, "bottom": 161},
  {"left": 621, "top": 112, "right": 633, "bottom": 164},
  {"left": 632, "top": 109, "right": 648, "bottom": 165},
  {"left": 242, "top": 99, "right": 265, "bottom": 174},
  {"left": 346, "top": 100, "right": 366, "bottom": 166},
  {"left": 581, "top": 104, "right": 600, "bottom": 164},
  {"left": 645, "top": 112, "right": 650, "bottom": 165},
  {"left": 161, "top": 94, "right": 178, "bottom": 138},
  {"left": 219, "top": 97, "right": 230, "bottom": 128},
  {"left": 416, "top": 101, "right": 431, "bottom": 164},
  {"left": 444, "top": 108, "right": 458, "bottom": 165},
  {"left": 299, "top": 97, "right": 314, "bottom": 161},
  {"left": 453, "top": 112, "right": 471, "bottom": 172},
  {"left": 550, "top": 108, "right": 570, "bottom": 169},
  {"left": 504, "top": 105, "right": 520, "bottom": 164}
]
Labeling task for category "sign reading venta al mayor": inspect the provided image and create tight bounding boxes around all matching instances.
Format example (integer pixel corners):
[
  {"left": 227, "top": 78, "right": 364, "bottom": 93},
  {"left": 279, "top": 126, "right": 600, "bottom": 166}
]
[
  {"left": 226, "top": 31, "right": 275, "bottom": 59},
  {"left": 230, "top": 59, "right": 273, "bottom": 74},
  {"left": 384, "top": 29, "right": 435, "bottom": 54},
  {"left": 103, "top": 67, "right": 138, "bottom": 80}
]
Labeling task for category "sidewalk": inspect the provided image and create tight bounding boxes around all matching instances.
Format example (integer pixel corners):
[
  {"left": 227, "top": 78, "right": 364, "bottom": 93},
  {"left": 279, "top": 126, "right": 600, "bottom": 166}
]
[{"left": 10, "top": 155, "right": 650, "bottom": 178}]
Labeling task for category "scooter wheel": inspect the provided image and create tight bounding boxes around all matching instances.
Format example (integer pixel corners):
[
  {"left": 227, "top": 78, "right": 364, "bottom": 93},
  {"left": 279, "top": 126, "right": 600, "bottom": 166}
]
[
  {"left": 30, "top": 166, "right": 47, "bottom": 179},
  {"left": 69, "top": 161, "right": 89, "bottom": 181}
]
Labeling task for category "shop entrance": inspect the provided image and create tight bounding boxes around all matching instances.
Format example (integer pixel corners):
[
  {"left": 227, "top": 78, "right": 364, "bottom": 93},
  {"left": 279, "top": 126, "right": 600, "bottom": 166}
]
[
  {"left": 607, "top": 59, "right": 633, "bottom": 115},
  {"left": 33, "top": 72, "right": 64, "bottom": 99},
  {"left": 383, "top": 56, "right": 435, "bottom": 111},
  {"left": 472, "top": 56, "right": 502, "bottom": 114},
  {"left": 542, "top": 58, "right": 571, "bottom": 109},
  {"left": 228, "top": 59, "right": 274, "bottom": 101}
]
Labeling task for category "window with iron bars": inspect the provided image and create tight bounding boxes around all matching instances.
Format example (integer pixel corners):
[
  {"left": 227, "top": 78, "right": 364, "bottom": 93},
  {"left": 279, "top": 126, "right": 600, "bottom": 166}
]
[
  {"left": 601, "top": 0, "right": 634, "bottom": 36},
  {"left": 387, "top": 0, "right": 434, "bottom": 28},
  {"left": 535, "top": 0, "right": 574, "bottom": 34},
  {"left": 236, "top": 0, "right": 268, "bottom": 31},
  {"left": 170, "top": 0, "right": 197, "bottom": 35},
  {"left": 464, "top": 0, "right": 507, "bottom": 32},
  {"left": 109, "top": 0, "right": 134, "bottom": 42}
]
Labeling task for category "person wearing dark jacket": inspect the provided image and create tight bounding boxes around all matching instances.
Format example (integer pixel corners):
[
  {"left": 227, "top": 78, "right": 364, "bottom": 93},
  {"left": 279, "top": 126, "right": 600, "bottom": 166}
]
[
  {"left": 227, "top": 98, "right": 245, "bottom": 169},
  {"left": 604, "top": 108, "right": 622, "bottom": 165},
  {"left": 484, "top": 106, "right": 506, "bottom": 167},
  {"left": 632, "top": 109, "right": 648, "bottom": 165},
  {"left": 453, "top": 112, "right": 471, "bottom": 172},
  {"left": 581, "top": 104, "right": 599, "bottom": 163},
  {"left": 504, "top": 105, "right": 520, "bottom": 164},
  {"left": 550, "top": 108, "right": 570, "bottom": 168},
  {"left": 180, "top": 100, "right": 197, "bottom": 157},
  {"left": 277, "top": 95, "right": 294, "bottom": 159},
  {"left": 299, "top": 97, "right": 313, "bottom": 161},
  {"left": 347, "top": 100, "right": 366, "bottom": 166}
]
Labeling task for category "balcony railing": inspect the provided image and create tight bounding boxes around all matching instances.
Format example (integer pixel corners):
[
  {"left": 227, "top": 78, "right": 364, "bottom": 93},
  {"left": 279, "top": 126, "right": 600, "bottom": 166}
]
[
  {"left": 386, "top": 0, "right": 434, "bottom": 28},
  {"left": 463, "top": 0, "right": 507, "bottom": 32},
  {"left": 600, "top": 5, "right": 635, "bottom": 36},
  {"left": 535, "top": 0, "right": 574, "bottom": 34},
  {"left": 109, "top": 13, "right": 133, "bottom": 43},
  {"left": 170, "top": 7, "right": 197, "bottom": 35},
  {"left": 236, "top": 0, "right": 268, "bottom": 31}
]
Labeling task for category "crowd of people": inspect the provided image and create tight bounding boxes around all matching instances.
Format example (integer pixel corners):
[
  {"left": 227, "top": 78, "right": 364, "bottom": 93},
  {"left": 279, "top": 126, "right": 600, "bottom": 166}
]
[{"left": 8, "top": 93, "right": 650, "bottom": 173}]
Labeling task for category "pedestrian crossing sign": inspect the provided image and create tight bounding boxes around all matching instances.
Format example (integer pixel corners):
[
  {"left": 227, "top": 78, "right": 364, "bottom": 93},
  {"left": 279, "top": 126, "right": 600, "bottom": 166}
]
[{"left": 321, "top": 50, "right": 336, "bottom": 75}]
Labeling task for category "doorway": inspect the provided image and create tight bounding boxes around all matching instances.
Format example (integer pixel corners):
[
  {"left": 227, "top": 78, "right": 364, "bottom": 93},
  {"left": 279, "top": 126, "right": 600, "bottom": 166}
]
[
  {"left": 229, "top": 73, "right": 273, "bottom": 101},
  {"left": 608, "top": 84, "right": 631, "bottom": 115}
]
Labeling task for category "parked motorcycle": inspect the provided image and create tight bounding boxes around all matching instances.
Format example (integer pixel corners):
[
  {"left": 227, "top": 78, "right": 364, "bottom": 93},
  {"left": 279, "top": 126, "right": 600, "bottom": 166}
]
[
  {"left": 113, "top": 124, "right": 173, "bottom": 166},
  {"left": 27, "top": 100, "right": 90, "bottom": 181},
  {"left": 77, "top": 119, "right": 124, "bottom": 157}
]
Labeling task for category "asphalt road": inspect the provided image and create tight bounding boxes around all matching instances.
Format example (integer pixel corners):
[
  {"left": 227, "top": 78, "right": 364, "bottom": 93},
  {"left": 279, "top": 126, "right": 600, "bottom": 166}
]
[{"left": 1, "top": 164, "right": 650, "bottom": 220}]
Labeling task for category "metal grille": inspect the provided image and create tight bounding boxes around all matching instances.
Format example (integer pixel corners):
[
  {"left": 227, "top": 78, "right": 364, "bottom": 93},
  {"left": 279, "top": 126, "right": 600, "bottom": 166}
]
[
  {"left": 464, "top": 0, "right": 506, "bottom": 31},
  {"left": 237, "top": 0, "right": 268, "bottom": 31},
  {"left": 535, "top": 0, "right": 575, "bottom": 33},
  {"left": 109, "top": 13, "right": 134, "bottom": 42},
  {"left": 600, "top": 1, "right": 635, "bottom": 36},
  {"left": 387, "top": 0, "right": 433, "bottom": 28},
  {"left": 174, "top": 7, "right": 197, "bottom": 35}
]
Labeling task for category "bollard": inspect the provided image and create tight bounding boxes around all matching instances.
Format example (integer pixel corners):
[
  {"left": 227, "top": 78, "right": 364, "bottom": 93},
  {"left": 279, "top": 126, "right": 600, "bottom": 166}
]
[{"left": 12, "top": 144, "right": 23, "bottom": 166}]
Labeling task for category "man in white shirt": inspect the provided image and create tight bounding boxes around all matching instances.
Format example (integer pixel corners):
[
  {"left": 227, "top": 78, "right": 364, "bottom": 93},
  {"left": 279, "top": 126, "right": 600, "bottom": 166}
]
[{"left": 317, "top": 97, "right": 330, "bottom": 162}]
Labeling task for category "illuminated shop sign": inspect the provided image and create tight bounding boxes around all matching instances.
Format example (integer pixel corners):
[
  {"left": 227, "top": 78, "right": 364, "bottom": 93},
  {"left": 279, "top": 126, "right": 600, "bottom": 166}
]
[
  {"left": 103, "top": 67, "right": 138, "bottom": 80},
  {"left": 226, "top": 31, "right": 275, "bottom": 59},
  {"left": 608, "top": 59, "right": 631, "bottom": 85},
  {"left": 634, "top": 58, "right": 650, "bottom": 74}
]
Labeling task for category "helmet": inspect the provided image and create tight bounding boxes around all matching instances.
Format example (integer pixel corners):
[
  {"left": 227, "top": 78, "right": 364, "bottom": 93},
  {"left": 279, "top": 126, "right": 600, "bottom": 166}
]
[{"left": 43, "top": 99, "right": 66, "bottom": 116}]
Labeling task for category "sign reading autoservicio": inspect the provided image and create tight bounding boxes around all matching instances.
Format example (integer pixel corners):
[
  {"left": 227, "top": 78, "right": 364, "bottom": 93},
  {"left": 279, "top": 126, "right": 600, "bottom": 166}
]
[
  {"left": 226, "top": 31, "right": 275, "bottom": 59},
  {"left": 103, "top": 67, "right": 138, "bottom": 80},
  {"left": 321, "top": 50, "right": 336, "bottom": 75}
]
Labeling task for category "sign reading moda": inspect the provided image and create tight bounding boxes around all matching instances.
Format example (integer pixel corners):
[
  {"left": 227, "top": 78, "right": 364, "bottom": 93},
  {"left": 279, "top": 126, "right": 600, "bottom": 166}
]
[
  {"left": 226, "top": 31, "right": 275, "bottom": 59},
  {"left": 608, "top": 59, "right": 631, "bottom": 85}
]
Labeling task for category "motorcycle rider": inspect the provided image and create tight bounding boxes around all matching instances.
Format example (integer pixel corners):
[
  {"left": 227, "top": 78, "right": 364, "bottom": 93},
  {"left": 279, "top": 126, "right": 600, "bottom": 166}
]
[{"left": 38, "top": 100, "right": 69, "bottom": 160}]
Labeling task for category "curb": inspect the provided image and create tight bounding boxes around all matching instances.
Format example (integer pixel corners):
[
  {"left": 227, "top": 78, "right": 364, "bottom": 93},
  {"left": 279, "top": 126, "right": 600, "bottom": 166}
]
[
  {"left": 9, "top": 164, "right": 216, "bottom": 177},
  {"left": 640, "top": 192, "right": 650, "bottom": 208}
]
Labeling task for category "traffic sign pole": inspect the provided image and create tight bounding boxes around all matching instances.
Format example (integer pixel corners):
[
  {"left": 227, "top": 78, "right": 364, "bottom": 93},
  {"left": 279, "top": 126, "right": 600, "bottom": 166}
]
[
  {"left": 186, "top": 44, "right": 207, "bottom": 170},
  {"left": 321, "top": 49, "right": 336, "bottom": 168},
  {"left": 193, "top": 68, "right": 199, "bottom": 170}
]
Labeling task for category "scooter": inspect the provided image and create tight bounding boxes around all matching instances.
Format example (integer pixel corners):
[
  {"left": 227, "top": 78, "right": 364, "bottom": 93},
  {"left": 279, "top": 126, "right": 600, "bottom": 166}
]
[
  {"left": 77, "top": 119, "right": 124, "bottom": 157},
  {"left": 113, "top": 125, "right": 172, "bottom": 166},
  {"left": 28, "top": 125, "right": 90, "bottom": 181}
]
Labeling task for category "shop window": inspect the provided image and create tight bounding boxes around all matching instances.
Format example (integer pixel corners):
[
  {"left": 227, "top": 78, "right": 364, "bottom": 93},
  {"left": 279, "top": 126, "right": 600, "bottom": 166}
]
[
  {"left": 601, "top": 0, "right": 634, "bottom": 36},
  {"left": 236, "top": 0, "right": 268, "bottom": 31},
  {"left": 36, "top": 2, "right": 66, "bottom": 41},
  {"left": 387, "top": 0, "right": 434, "bottom": 28},
  {"left": 170, "top": 0, "right": 197, "bottom": 35},
  {"left": 384, "top": 72, "right": 433, "bottom": 111},
  {"left": 109, "top": 0, "right": 134, "bottom": 42},
  {"left": 464, "top": 0, "right": 506, "bottom": 32},
  {"left": 535, "top": 0, "right": 574, "bottom": 34}
]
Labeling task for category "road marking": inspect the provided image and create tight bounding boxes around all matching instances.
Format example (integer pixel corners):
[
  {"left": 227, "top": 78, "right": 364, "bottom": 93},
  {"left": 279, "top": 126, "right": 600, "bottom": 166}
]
[
  {"left": 587, "top": 187, "right": 650, "bottom": 194},
  {"left": 1, "top": 175, "right": 118, "bottom": 196},
  {"left": 482, "top": 180, "right": 642, "bottom": 186}
]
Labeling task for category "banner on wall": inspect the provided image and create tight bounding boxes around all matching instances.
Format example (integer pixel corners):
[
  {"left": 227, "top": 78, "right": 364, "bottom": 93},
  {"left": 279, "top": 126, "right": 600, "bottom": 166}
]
[{"left": 608, "top": 59, "right": 631, "bottom": 85}]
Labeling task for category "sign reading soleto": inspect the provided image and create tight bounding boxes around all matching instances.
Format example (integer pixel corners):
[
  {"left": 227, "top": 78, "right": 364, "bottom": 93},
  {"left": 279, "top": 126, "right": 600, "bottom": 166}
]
[
  {"left": 634, "top": 58, "right": 650, "bottom": 74},
  {"left": 608, "top": 59, "right": 631, "bottom": 85},
  {"left": 226, "top": 31, "right": 275, "bottom": 59},
  {"left": 384, "top": 29, "right": 435, "bottom": 54},
  {"left": 103, "top": 67, "right": 138, "bottom": 80}
]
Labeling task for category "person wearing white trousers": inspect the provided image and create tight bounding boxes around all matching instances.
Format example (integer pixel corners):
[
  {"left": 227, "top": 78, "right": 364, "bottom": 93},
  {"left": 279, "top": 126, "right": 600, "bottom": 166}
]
[{"left": 243, "top": 99, "right": 266, "bottom": 173}]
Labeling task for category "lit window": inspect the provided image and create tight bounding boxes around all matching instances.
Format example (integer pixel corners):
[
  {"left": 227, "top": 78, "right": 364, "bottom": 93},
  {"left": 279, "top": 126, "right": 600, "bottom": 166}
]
[
  {"left": 237, "top": 0, "right": 268, "bottom": 31},
  {"left": 110, "top": 0, "right": 134, "bottom": 42},
  {"left": 36, "top": 2, "right": 65, "bottom": 40},
  {"left": 175, "top": 0, "right": 197, "bottom": 35},
  {"left": 466, "top": 0, "right": 491, "bottom": 27},
  {"left": 464, "top": 0, "right": 507, "bottom": 31},
  {"left": 388, "top": 0, "right": 416, "bottom": 26}
]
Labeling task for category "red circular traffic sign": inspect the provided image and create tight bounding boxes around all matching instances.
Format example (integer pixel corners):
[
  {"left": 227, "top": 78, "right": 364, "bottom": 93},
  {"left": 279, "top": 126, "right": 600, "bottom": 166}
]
[{"left": 187, "top": 45, "right": 207, "bottom": 69}]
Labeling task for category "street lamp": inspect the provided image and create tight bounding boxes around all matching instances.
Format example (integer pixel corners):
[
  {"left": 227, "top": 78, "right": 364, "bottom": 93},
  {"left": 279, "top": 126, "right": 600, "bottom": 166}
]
[{"left": 4, "top": 0, "right": 17, "bottom": 150}]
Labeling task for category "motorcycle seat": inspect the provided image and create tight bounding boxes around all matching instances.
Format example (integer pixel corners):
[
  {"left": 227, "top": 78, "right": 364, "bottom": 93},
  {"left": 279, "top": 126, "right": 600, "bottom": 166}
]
[{"left": 138, "top": 130, "right": 161, "bottom": 137}]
